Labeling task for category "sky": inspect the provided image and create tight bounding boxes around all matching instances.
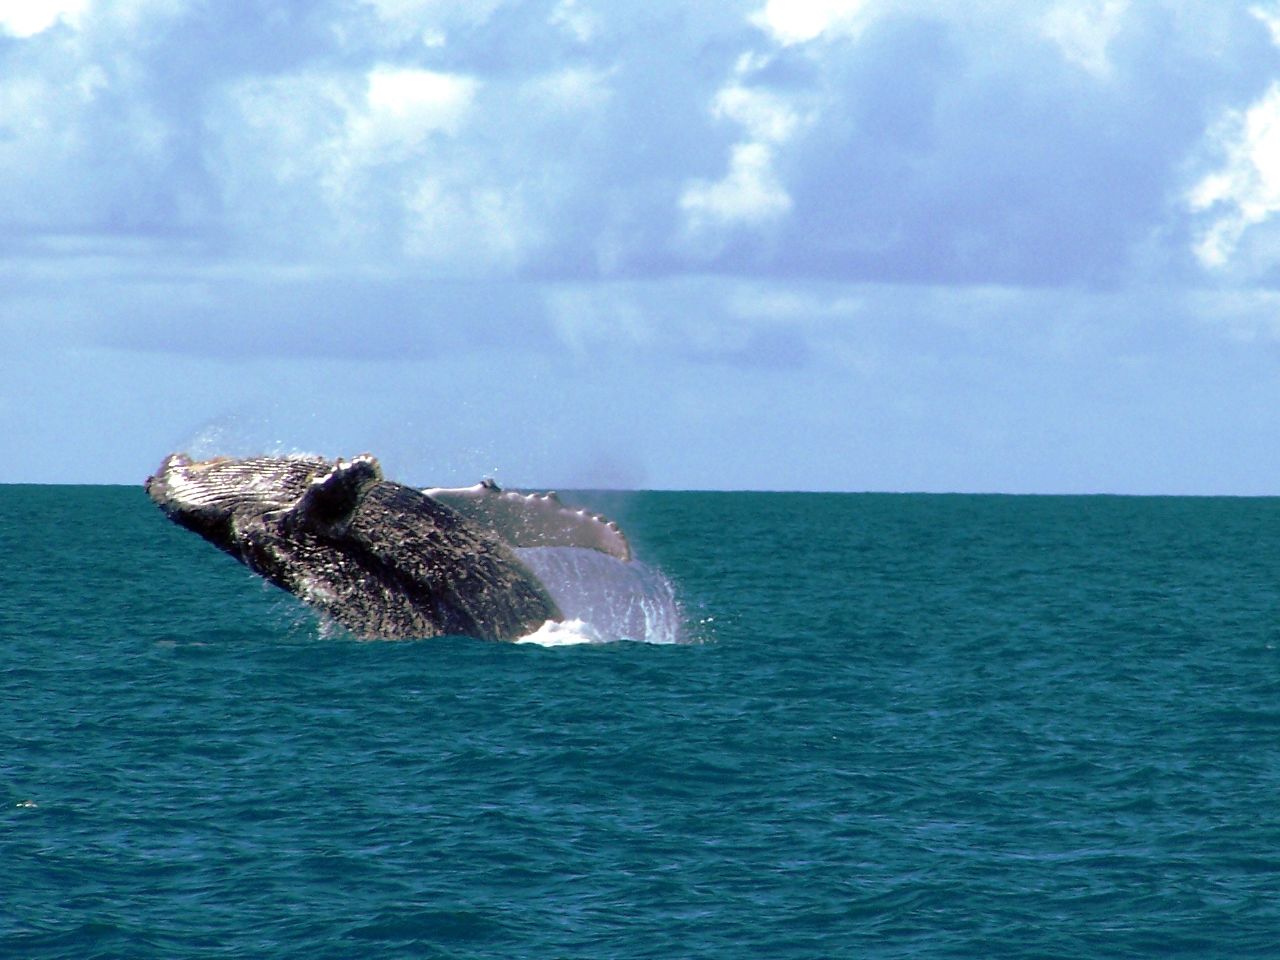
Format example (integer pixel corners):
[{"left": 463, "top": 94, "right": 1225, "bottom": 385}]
[{"left": 5, "top": 0, "right": 1280, "bottom": 492}]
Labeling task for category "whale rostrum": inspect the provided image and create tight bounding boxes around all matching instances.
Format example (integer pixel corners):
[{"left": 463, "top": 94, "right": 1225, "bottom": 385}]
[{"left": 145, "top": 452, "right": 633, "bottom": 640}]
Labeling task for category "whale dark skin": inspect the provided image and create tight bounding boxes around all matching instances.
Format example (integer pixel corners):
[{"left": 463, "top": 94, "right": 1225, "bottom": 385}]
[{"left": 145, "top": 453, "right": 562, "bottom": 640}]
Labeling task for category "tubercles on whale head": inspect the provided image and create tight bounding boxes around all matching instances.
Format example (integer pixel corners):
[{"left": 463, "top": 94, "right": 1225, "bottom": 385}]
[
  {"left": 146, "top": 451, "right": 353, "bottom": 530},
  {"left": 144, "top": 452, "right": 190, "bottom": 492}
]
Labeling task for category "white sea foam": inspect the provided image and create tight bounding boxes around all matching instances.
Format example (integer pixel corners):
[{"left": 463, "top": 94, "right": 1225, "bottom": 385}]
[
  {"left": 515, "top": 618, "right": 607, "bottom": 646},
  {"left": 514, "top": 546, "right": 685, "bottom": 645}
]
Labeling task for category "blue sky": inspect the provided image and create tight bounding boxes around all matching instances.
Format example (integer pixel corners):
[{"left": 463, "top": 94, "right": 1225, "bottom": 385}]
[{"left": 5, "top": 0, "right": 1280, "bottom": 491}]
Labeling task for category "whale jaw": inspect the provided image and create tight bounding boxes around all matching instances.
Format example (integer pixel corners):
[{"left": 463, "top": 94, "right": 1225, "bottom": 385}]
[{"left": 146, "top": 453, "right": 561, "bottom": 641}]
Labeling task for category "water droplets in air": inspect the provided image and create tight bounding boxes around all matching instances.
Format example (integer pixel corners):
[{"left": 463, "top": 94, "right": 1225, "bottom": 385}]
[{"left": 514, "top": 547, "right": 685, "bottom": 646}]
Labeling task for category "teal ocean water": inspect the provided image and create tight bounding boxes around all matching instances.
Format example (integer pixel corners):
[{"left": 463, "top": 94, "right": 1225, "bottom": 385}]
[{"left": 4, "top": 486, "right": 1279, "bottom": 958}]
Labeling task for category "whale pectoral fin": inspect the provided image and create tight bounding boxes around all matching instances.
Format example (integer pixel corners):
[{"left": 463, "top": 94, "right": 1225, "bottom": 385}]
[
  {"left": 278, "top": 454, "right": 383, "bottom": 534},
  {"left": 424, "top": 480, "right": 632, "bottom": 561}
]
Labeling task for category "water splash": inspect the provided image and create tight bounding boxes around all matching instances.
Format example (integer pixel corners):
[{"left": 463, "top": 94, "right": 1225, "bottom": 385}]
[
  {"left": 181, "top": 414, "right": 315, "bottom": 462},
  {"left": 514, "top": 618, "right": 607, "bottom": 646},
  {"left": 514, "top": 547, "right": 686, "bottom": 645}
]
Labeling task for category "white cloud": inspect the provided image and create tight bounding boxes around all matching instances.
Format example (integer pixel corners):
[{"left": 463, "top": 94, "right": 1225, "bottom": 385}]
[
  {"left": 522, "top": 66, "right": 613, "bottom": 111},
  {"left": 403, "top": 178, "right": 531, "bottom": 269},
  {"left": 1, "top": 0, "right": 1272, "bottom": 293},
  {"left": 351, "top": 66, "right": 477, "bottom": 154},
  {"left": 211, "top": 64, "right": 495, "bottom": 267},
  {"left": 550, "top": 0, "right": 597, "bottom": 44},
  {"left": 217, "top": 71, "right": 351, "bottom": 186},
  {"left": 681, "top": 142, "right": 792, "bottom": 227},
  {"left": 750, "top": 0, "right": 875, "bottom": 45},
  {"left": 1041, "top": 0, "right": 1130, "bottom": 76},
  {"left": 712, "top": 83, "right": 799, "bottom": 143},
  {"left": 1189, "top": 83, "right": 1280, "bottom": 268},
  {"left": 0, "top": 52, "right": 133, "bottom": 229},
  {"left": 1251, "top": 3, "right": 1280, "bottom": 46},
  {"left": 680, "top": 70, "right": 804, "bottom": 238},
  {"left": 0, "top": 0, "right": 88, "bottom": 37}
]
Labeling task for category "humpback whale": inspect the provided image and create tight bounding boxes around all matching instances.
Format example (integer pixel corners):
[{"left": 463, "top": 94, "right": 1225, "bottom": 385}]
[{"left": 145, "top": 452, "right": 633, "bottom": 641}]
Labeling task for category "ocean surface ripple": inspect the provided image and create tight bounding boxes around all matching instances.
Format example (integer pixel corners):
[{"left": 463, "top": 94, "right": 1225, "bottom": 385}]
[{"left": 3, "top": 487, "right": 1279, "bottom": 958}]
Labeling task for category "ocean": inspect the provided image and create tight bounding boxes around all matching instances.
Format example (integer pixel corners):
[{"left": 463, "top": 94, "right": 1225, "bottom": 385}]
[{"left": 3, "top": 485, "right": 1279, "bottom": 958}]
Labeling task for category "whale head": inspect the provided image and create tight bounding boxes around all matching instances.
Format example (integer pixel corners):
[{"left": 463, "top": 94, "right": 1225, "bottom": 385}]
[{"left": 145, "top": 452, "right": 382, "bottom": 543}]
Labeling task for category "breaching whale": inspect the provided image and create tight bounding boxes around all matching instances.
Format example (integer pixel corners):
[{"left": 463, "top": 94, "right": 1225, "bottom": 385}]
[{"left": 145, "top": 452, "right": 633, "bottom": 641}]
